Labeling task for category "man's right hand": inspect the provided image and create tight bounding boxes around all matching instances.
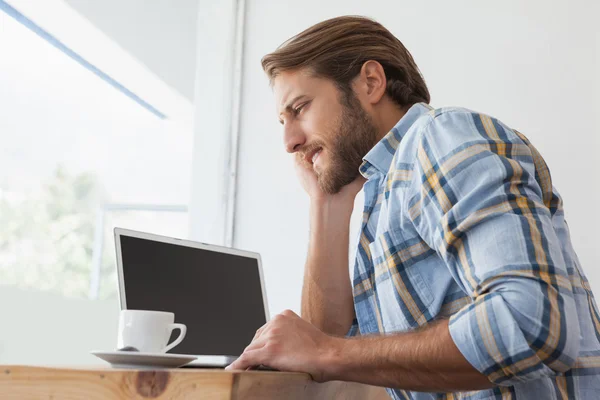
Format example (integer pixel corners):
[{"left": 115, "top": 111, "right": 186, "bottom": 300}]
[{"left": 294, "top": 153, "right": 365, "bottom": 207}]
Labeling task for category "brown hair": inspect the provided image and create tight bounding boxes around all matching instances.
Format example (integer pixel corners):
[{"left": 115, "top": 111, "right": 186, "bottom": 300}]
[{"left": 261, "top": 15, "right": 430, "bottom": 107}]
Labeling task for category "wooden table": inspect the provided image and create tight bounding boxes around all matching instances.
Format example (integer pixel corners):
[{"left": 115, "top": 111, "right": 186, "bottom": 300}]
[{"left": 0, "top": 365, "right": 390, "bottom": 399}]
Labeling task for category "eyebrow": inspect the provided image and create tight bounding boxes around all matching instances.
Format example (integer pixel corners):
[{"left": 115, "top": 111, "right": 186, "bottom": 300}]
[{"left": 278, "top": 95, "right": 307, "bottom": 125}]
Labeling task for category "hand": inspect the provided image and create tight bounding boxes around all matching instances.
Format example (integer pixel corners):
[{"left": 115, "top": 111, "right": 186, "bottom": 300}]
[
  {"left": 225, "top": 310, "right": 340, "bottom": 382},
  {"left": 294, "top": 154, "right": 366, "bottom": 205}
]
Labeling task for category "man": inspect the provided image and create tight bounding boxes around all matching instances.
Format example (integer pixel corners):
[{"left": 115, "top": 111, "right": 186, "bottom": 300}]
[{"left": 226, "top": 15, "right": 600, "bottom": 399}]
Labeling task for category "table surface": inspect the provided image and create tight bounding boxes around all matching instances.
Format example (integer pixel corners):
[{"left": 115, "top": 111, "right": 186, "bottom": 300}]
[{"left": 0, "top": 365, "right": 391, "bottom": 399}]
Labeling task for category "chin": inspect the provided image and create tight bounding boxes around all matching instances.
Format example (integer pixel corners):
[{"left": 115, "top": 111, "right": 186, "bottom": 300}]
[
  {"left": 317, "top": 169, "right": 357, "bottom": 195},
  {"left": 318, "top": 183, "right": 340, "bottom": 195}
]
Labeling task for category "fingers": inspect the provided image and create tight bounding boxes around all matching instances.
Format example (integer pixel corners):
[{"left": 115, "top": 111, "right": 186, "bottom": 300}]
[
  {"left": 294, "top": 152, "right": 305, "bottom": 164},
  {"left": 252, "top": 323, "right": 267, "bottom": 341},
  {"left": 243, "top": 336, "right": 268, "bottom": 353},
  {"left": 229, "top": 311, "right": 297, "bottom": 371},
  {"left": 239, "top": 321, "right": 274, "bottom": 360},
  {"left": 294, "top": 152, "right": 314, "bottom": 171},
  {"left": 233, "top": 311, "right": 299, "bottom": 370},
  {"left": 281, "top": 309, "right": 297, "bottom": 318},
  {"left": 225, "top": 348, "right": 265, "bottom": 371},
  {"left": 253, "top": 310, "right": 296, "bottom": 340}
]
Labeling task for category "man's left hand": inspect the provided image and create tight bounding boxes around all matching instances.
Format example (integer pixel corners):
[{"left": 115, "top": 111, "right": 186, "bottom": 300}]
[{"left": 225, "top": 310, "right": 340, "bottom": 382}]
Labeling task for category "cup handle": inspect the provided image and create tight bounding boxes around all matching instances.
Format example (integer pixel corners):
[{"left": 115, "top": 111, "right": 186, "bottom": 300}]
[{"left": 162, "top": 323, "right": 187, "bottom": 353}]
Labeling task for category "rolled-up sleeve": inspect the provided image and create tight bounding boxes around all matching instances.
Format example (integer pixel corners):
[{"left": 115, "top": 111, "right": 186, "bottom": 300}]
[{"left": 407, "top": 111, "right": 580, "bottom": 386}]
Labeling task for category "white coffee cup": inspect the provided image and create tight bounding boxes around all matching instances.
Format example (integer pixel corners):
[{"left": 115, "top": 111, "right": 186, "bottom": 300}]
[{"left": 117, "top": 310, "right": 187, "bottom": 353}]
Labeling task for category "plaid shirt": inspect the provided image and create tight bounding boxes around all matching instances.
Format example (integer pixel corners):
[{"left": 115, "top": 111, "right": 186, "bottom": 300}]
[{"left": 349, "top": 102, "right": 600, "bottom": 399}]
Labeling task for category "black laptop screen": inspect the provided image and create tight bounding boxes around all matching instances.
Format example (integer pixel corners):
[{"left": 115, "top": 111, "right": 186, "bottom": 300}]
[{"left": 119, "top": 234, "right": 267, "bottom": 357}]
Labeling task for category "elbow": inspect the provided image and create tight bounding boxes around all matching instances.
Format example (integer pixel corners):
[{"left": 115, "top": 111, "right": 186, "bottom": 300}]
[
  {"left": 450, "top": 280, "right": 582, "bottom": 387},
  {"left": 504, "top": 285, "right": 581, "bottom": 374},
  {"left": 546, "top": 299, "right": 580, "bottom": 373}
]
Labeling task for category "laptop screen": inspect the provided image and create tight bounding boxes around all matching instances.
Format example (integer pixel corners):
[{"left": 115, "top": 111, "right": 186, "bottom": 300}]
[{"left": 118, "top": 234, "right": 267, "bottom": 357}]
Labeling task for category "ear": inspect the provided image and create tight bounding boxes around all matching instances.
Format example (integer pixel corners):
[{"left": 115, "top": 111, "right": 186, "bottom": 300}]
[{"left": 356, "top": 60, "right": 387, "bottom": 105}]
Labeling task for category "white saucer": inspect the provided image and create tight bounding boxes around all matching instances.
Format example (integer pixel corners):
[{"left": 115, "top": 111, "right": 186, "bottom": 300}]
[{"left": 91, "top": 350, "right": 197, "bottom": 369}]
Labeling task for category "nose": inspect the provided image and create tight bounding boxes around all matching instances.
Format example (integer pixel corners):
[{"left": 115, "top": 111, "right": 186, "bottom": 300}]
[{"left": 283, "top": 123, "right": 306, "bottom": 154}]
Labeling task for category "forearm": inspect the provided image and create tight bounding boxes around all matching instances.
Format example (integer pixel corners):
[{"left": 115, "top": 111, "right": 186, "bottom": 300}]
[
  {"left": 301, "top": 197, "right": 355, "bottom": 336},
  {"left": 327, "top": 320, "right": 492, "bottom": 392}
]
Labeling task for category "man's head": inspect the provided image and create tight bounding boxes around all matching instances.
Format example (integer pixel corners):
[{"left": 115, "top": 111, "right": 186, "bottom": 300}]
[{"left": 262, "top": 16, "right": 429, "bottom": 194}]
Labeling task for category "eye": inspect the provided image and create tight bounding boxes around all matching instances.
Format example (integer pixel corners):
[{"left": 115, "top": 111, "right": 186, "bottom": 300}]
[{"left": 293, "top": 102, "right": 309, "bottom": 115}]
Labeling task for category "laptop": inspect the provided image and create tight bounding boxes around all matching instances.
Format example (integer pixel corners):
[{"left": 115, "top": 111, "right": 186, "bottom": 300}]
[{"left": 114, "top": 227, "right": 270, "bottom": 367}]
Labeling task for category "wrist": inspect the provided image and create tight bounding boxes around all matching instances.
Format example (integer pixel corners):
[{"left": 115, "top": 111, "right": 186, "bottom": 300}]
[
  {"left": 319, "top": 336, "right": 349, "bottom": 382},
  {"left": 310, "top": 195, "right": 355, "bottom": 215},
  {"left": 309, "top": 199, "right": 353, "bottom": 236}
]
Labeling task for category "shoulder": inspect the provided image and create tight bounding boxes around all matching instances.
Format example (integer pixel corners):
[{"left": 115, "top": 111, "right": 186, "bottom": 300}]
[
  {"left": 397, "top": 105, "right": 521, "bottom": 161},
  {"left": 408, "top": 105, "right": 513, "bottom": 142}
]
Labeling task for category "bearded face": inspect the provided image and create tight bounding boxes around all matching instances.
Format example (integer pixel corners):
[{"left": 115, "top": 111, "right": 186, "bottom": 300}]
[
  {"left": 312, "top": 89, "right": 378, "bottom": 194},
  {"left": 275, "top": 70, "right": 380, "bottom": 194}
]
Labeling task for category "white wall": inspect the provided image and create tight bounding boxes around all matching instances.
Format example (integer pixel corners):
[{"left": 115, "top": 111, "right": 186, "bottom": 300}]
[
  {"left": 0, "top": 287, "right": 118, "bottom": 365},
  {"left": 234, "top": 0, "right": 600, "bottom": 315},
  {"left": 64, "top": 0, "right": 199, "bottom": 102}
]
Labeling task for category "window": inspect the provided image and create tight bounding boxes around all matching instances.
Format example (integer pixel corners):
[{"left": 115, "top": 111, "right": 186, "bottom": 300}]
[{"left": 0, "top": 1, "right": 193, "bottom": 300}]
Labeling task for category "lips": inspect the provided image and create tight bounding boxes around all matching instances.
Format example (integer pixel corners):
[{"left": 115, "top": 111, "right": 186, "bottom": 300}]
[
  {"left": 304, "top": 147, "right": 323, "bottom": 166},
  {"left": 312, "top": 149, "right": 322, "bottom": 164}
]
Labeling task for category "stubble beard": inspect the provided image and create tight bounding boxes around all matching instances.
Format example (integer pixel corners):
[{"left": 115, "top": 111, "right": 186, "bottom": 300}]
[{"left": 317, "top": 90, "right": 379, "bottom": 195}]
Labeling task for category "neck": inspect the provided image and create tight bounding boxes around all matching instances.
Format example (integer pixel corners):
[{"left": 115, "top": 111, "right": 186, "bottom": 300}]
[{"left": 373, "top": 101, "right": 409, "bottom": 142}]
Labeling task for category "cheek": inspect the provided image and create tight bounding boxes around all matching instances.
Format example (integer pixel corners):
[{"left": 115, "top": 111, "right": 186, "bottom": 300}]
[{"left": 304, "top": 112, "right": 338, "bottom": 145}]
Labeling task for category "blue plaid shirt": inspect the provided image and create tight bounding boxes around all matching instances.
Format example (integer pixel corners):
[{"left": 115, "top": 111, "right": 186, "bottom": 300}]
[{"left": 349, "top": 102, "right": 600, "bottom": 399}]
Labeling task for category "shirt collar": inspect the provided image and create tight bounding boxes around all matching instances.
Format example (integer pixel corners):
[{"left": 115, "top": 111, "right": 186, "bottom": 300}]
[{"left": 359, "top": 102, "right": 433, "bottom": 179}]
